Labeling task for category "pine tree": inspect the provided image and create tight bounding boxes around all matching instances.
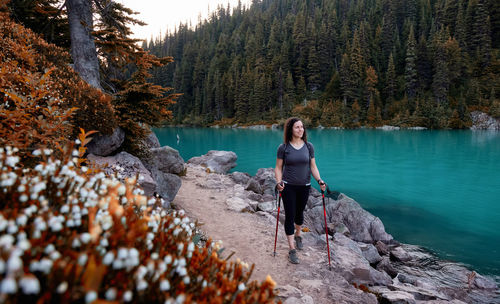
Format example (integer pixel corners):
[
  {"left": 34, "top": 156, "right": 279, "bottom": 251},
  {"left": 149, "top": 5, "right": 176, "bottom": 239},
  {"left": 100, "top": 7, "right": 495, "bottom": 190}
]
[
  {"left": 472, "top": 0, "right": 492, "bottom": 69},
  {"left": 386, "top": 53, "right": 396, "bottom": 104},
  {"left": 405, "top": 25, "right": 418, "bottom": 103},
  {"left": 307, "top": 45, "right": 321, "bottom": 92}
]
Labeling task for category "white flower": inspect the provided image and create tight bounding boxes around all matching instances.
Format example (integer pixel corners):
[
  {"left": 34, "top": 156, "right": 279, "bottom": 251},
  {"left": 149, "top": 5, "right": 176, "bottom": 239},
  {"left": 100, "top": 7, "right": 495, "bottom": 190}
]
[
  {"left": 0, "top": 259, "right": 4, "bottom": 274},
  {"left": 151, "top": 253, "right": 159, "bottom": 260},
  {"left": 187, "top": 242, "right": 195, "bottom": 252},
  {"left": 173, "top": 218, "right": 181, "bottom": 225},
  {"left": 39, "top": 258, "right": 53, "bottom": 274},
  {"left": 57, "top": 281, "right": 68, "bottom": 293},
  {"left": 44, "top": 244, "right": 55, "bottom": 255},
  {"left": 160, "top": 279, "right": 170, "bottom": 291},
  {"left": 112, "top": 259, "right": 124, "bottom": 270},
  {"left": 136, "top": 279, "right": 148, "bottom": 291},
  {"left": 183, "top": 276, "right": 190, "bottom": 285},
  {"left": 1, "top": 277, "right": 17, "bottom": 294},
  {"left": 176, "top": 294, "right": 185, "bottom": 304},
  {"left": 103, "top": 252, "right": 114, "bottom": 265},
  {"left": 86, "top": 291, "right": 97, "bottom": 303},
  {"left": 129, "top": 248, "right": 139, "bottom": 259},
  {"left": 78, "top": 254, "right": 88, "bottom": 266},
  {"left": 16, "top": 239, "right": 30, "bottom": 251},
  {"left": 19, "top": 275, "right": 40, "bottom": 294},
  {"left": 7, "top": 255, "right": 23, "bottom": 274},
  {"left": 19, "top": 194, "right": 28, "bottom": 203},
  {"left": 105, "top": 288, "right": 117, "bottom": 300},
  {"left": 238, "top": 282, "right": 245, "bottom": 291},
  {"left": 123, "top": 290, "right": 133, "bottom": 302},
  {"left": 117, "top": 247, "right": 128, "bottom": 260},
  {"left": 51, "top": 221, "right": 63, "bottom": 232},
  {"left": 80, "top": 233, "right": 91, "bottom": 244},
  {"left": 164, "top": 255, "right": 172, "bottom": 265},
  {"left": 60, "top": 205, "right": 70, "bottom": 213},
  {"left": 5, "top": 156, "right": 20, "bottom": 167},
  {"left": 17, "top": 185, "right": 26, "bottom": 192},
  {"left": 72, "top": 238, "right": 81, "bottom": 248}
]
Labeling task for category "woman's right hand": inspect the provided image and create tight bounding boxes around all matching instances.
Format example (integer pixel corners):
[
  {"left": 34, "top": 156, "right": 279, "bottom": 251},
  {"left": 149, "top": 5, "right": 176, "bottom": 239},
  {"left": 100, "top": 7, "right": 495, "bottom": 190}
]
[{"left": 276, "top": 181, "right": 284, "bottom": 192}]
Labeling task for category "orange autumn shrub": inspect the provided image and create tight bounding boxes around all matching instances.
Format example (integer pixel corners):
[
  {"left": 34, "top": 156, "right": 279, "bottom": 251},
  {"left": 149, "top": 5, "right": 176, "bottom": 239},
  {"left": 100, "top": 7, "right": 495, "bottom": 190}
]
[
  {"left": 0, "top": 1, "right": 116, "bottom": 161},
  {"left": 0, "top": 145, "right": 279, "bottom": 303}
]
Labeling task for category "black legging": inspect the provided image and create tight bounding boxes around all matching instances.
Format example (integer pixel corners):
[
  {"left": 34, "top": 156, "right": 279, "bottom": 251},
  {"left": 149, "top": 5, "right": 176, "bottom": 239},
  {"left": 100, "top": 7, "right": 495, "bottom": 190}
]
[{"left": 281, "top": 184, "right": 310, "bottom": 236}]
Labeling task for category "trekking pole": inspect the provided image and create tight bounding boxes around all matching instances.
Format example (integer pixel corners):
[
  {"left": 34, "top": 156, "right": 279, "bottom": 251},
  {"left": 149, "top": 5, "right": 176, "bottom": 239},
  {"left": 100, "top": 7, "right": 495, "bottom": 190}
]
[
  {"left": 321, "top": 189, "right": 332, "bottom": 270},
  {"left": 273, "top": 185, "right": 282, "bottom": 257}
]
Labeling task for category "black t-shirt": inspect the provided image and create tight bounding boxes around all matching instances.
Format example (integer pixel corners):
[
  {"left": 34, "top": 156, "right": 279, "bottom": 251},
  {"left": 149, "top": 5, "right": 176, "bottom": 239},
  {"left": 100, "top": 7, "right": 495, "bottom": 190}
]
[{"left": 277, "top": 142, "right": 314, "bottom": 185}]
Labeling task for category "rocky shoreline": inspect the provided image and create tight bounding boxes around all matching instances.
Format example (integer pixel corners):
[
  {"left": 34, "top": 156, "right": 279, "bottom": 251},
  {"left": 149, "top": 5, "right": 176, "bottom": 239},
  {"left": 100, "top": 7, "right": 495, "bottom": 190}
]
[
  {"left": 184, "top": 154, "right": 499, "bottom": 303},
  {"left": 86, "top": 130, "right": 499, "bottom": 303},
  {"left": 178, "top": 111, "right": 500, "bottom": 131}
]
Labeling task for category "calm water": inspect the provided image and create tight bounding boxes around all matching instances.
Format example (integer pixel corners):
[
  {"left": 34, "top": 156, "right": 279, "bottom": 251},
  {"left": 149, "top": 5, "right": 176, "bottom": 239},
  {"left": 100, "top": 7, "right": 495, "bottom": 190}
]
[{"left": 155, "top": 127, "right": 500, "bottom": 277}]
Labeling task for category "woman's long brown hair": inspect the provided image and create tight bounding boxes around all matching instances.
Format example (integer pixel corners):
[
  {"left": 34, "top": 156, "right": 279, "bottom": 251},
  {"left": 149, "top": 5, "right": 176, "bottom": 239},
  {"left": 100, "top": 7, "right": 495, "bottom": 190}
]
[{"left": 283, "top": 117, "right": 307, "bottom": 144}]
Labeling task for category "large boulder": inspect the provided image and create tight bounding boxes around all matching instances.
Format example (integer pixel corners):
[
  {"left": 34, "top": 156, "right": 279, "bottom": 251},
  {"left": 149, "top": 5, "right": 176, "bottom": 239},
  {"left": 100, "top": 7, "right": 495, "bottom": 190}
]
[
  {"left": 87, "top": 152, "right": 156, "bottom": 195},
  {"left": 86, "top": 127, "right": 125, "bottom": 156},
  {"left": 331, "top": 233, "right": 392, "bottom": 286},
  {"left": 187, "top": 150, "right": 237, "bottom": 174},
  {"left": 247, "top": 168, "right": 277, "bottom": 196},
  {"left": 229, "top": 171, "right": 251, "bottom": 185},
  {"left": 304, "top": 194, "right": 393, "bottom": 243},
  {"left": 141, "top": 146, "right": 185, "bottom": 175},
  {"left": 142, "top": 130, "right": 161, "bottom": 150},
  {"left": 153, "top": 171, "right": 181, "bottom": 203},
  {"left": 470, "top": 111, "right": 500, "bottom": 130}
]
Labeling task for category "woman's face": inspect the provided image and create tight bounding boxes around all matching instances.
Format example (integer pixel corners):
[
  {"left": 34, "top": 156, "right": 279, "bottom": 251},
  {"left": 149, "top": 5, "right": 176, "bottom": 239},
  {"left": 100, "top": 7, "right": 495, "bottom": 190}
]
[{"left": 292, "top": 120, "right": 304, "bottom": 139}]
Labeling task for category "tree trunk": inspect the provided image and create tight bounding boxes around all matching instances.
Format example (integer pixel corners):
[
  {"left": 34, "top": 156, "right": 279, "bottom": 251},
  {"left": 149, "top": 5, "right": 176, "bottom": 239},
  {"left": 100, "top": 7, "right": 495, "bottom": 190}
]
[{"left": 66, "top": 0, "right": 101, "bottom": 89}]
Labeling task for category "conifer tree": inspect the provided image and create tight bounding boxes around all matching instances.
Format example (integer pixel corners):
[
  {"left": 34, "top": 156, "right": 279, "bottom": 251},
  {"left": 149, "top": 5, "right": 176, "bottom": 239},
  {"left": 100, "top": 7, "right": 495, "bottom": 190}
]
[{"left": 405, "top": 25, "right": 418, "bottom": 103}]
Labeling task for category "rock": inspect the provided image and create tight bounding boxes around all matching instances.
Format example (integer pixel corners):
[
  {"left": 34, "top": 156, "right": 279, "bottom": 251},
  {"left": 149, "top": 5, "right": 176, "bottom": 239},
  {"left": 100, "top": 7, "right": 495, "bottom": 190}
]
[
  {"left": 470, "top": 111, "right": 500, "bottom": 130},
  {"left": 390, "top": 246, "right": 412, "bottom": 262},
  {"left": 188, "top": 150, "right": 237, "bottom": 174},
  {"left": 304, "top": 194, "right": 393, "bottom": 243},
  {"left": 247, "top": 125, "right": 267, "bottom": 130},
  {"left": 153, "top": 172, "right": 181, "bottom": 204},
  {"left": 245, "top": 178, "right": 263, "bottom": 194},
  {"left": 225, "top": 197, "right": 251, "bottom": 212},
  {"left": 247, "top": 192, "right": 262, "bottom": 202},
  {"left": 376, "top": 257, "right": 398, "bottom": 278},
  {"left": 142, "top": 146, "right": 185, "bottom": 175},
  {"left": 376, "top": 289, "right": 416, "bottom": 304},
  {"left": 251, "top": 168, "right": 279, "bottom": 196},
  {"left": 376, "top": 125, "right": 401, "bottom": 131},
  {"left": 473, "top": 273, "right": 498, "bottom": 289},
  {"left": 88, "top": 152, "right": 156, "bottom": 196},
  {"left": 327, "top": 222, "right": 350, "bottom": 236},
  {"left": 142, "top": 130, "right": 161, "bottom": 149},
  {"left": 359, "top": 243, "right": 382, "bottom": 264},
  {"left": 275, "top": 285, "right": 302, "bottom": 298},
  {"left": 257, "top": 201, "right": 275, "bottom": 212},
  {"left": 86, "top": 127, "right": 125, "bottom": 156},
  {"left": 331, "top": 233, "right": 392, "bottom": 286},
  {"left": 376, "top": 240, "right": 390, "bottom": 255},
  {"left": 229, "top": 171, "right": 251, "bottom": 185},
  {"left": 283, "top": 295, "right": 314, "bottom": 304}
]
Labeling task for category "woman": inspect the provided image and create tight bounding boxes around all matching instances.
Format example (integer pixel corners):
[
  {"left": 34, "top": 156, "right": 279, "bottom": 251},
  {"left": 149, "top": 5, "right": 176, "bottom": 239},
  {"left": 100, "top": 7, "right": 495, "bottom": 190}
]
[{"left": 275, "top": 117, "right": 326, "bottom": 264}]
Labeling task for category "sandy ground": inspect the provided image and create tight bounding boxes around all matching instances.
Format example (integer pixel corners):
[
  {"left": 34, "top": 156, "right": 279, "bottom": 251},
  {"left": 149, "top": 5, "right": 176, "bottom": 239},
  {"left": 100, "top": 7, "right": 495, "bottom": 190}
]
[{"left": 172, "top": 168, "right": 328, "bottom": 285}]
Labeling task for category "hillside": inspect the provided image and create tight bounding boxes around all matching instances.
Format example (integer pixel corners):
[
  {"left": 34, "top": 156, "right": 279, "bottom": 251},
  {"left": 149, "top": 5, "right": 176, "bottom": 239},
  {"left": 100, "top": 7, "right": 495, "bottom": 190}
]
[{"left": 147, "top": 0, "right": 500, "bottom": 129}]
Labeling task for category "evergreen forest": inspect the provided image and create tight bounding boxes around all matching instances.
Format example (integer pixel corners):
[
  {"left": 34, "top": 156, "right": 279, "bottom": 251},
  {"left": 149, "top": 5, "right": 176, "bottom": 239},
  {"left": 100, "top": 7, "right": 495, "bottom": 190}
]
[{"left": 146, "top": 0, "right": 500, "bottom": 128}]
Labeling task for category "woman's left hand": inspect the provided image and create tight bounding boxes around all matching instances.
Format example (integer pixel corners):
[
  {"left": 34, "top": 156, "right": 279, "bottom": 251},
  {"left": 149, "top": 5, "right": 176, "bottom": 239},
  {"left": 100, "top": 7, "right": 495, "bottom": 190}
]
[{"left": 319, "top": 181, "right": 327, "bottom": 192}]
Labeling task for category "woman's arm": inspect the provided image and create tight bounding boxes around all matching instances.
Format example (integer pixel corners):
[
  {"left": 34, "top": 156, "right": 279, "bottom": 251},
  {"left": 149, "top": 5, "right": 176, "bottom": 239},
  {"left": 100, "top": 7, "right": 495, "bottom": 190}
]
[
  {"left": 275, "top": 158, "right": 284, "bottom": 191},
  {"left": 310, "top": 158, "right": 326, "bottom": 191}
]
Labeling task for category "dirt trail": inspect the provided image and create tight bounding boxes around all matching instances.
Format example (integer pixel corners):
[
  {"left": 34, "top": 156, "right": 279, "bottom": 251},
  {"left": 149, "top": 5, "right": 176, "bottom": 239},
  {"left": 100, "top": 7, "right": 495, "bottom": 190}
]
[{"left": 172, "top": 166, "right": 327, "bottom": 285}]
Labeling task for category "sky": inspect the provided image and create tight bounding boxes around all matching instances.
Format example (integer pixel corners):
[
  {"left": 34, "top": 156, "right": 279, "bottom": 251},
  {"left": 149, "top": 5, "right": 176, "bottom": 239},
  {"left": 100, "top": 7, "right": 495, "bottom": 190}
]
[{"left": 118, "top": 0, "right": 252, "bottom": 41}]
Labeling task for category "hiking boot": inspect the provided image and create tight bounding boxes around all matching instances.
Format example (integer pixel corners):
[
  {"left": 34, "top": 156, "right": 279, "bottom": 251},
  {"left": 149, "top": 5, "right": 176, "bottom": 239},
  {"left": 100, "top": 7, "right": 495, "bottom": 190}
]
[
  {"left": 288, "top": 249, "right": 299, "bottom": 264},
  {"left": 294, "top": 236, "right": 303, "bottom": 250}
]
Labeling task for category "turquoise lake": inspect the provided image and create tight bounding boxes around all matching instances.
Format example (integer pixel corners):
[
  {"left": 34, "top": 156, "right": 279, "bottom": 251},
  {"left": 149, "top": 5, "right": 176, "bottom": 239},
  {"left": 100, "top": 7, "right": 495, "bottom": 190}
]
[{"left": 155, "top": 127, "right": 500, "bottom": 278}]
